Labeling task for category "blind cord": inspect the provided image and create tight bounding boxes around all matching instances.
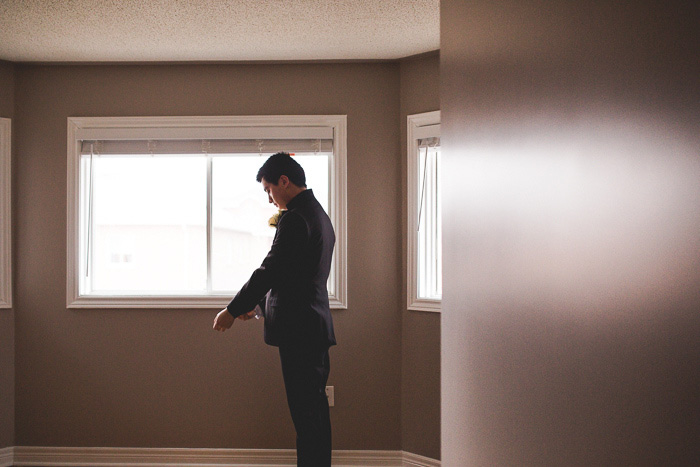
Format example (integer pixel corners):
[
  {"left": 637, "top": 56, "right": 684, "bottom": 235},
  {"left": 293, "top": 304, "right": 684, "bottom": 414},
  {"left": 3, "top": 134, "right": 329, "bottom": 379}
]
[{"left": 417, "top": 146, "right": 429, "bottom": 232}]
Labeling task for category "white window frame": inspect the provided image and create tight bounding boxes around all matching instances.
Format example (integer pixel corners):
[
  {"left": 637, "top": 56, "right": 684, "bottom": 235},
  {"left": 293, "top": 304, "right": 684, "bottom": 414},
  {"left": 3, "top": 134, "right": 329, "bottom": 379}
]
[
  {"left": 67, "top": 115, "right": 347, "bottom": 309},
  {"left": 0, "top": 118, "right": 11, "bottom": 308},
  {"left": 407, "top": 111, "right": 441, "bottom": 312}
]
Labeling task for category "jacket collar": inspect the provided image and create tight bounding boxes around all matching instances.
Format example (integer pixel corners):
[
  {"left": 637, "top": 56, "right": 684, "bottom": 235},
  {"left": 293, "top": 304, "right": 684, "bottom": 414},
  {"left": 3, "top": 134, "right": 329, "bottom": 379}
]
[{"left": 286, "top": 188, "right": 313, "bottom": 210}]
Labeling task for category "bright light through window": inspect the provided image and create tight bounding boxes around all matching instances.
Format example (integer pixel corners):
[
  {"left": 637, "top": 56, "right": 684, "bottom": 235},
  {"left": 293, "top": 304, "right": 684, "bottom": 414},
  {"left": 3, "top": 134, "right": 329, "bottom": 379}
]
[
  {"left": 407, "top": 111, "right": 441, "bottom": 312},
  {"left": 417, "top": 145, "right": 442, "bottom": 300},
  {"left": 80, "top": 153, "right": 330, "bottom": 297},
  {"left": 85, "top": 156, "right": 207, "bottom": 294},
  {"left": 210, "top": 154, "right": 329, "bottom": 291},
  {"left": 67, "top": 115, "right": 347, "bottom": 309}
]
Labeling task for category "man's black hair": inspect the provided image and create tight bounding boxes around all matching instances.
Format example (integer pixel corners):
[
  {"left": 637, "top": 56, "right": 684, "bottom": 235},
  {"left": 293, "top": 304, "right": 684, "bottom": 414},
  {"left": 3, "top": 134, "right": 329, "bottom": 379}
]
[{"left": 256, "top": 152, "right": 307, "bottom": 187}]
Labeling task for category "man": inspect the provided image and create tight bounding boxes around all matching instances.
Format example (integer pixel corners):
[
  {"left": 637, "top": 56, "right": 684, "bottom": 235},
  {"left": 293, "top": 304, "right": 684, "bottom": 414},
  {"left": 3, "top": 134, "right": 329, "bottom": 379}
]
[{"left": 213, "top": 152, "right": 336, "bottom": 467}]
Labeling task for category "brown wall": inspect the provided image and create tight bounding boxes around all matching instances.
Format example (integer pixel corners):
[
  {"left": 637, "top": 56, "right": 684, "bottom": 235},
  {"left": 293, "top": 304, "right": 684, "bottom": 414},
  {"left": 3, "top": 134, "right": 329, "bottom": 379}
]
[
  {"left": 0, "top": 59, "right": 15, "bottom": 449},
  {"left": 13, "top": 63, "right": 404, "bottom": 449},
  {"left": 441, "top": 1, "right": 700, "bottom": 465},
  {"left": 0, "top": 61, "right": 14, "bottom": 116},
  {"left": 399, "top": 53, "right": 440, "bottom": 460}
]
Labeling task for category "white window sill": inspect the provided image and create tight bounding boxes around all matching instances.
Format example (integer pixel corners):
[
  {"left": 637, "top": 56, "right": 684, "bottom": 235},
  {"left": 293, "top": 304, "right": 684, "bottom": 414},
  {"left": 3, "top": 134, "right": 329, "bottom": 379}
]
[
  {"left": 408, "top": 298, "right": 441, "bottom": 313},
  {"left": 68, "top": 294, "right": 347, "bottom": 309}
]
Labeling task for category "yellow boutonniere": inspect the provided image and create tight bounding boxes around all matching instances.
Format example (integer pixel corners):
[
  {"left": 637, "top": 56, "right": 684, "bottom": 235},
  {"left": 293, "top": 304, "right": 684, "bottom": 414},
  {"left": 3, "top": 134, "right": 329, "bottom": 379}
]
[{"left": 268, "top": 209, "right": 285, "bottom": 228}]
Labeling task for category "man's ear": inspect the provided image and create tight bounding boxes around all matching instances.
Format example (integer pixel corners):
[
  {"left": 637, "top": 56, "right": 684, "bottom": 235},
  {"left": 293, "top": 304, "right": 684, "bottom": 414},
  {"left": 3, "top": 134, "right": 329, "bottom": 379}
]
[{"left": 278, "top": 175, "right": 290, "bottom": 188}]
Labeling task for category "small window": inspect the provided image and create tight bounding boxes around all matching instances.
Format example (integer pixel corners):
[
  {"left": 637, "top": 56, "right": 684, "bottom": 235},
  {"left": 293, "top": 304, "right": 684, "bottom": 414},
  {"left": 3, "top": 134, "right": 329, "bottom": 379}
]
[
  {"left": 0, "top": 118, "right": 11, "bottom": 308},
  {"left": 407, "top": 111, "right": 441, "bottom": 312},
  {"left": 67, "top": 116, "right": 347, "bottom": 309}
]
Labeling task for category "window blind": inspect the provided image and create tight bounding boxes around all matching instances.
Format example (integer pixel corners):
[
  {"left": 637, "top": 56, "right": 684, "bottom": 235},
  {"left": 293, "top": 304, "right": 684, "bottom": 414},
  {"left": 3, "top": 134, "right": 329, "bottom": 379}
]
[
  {"left": 80, "top": 138, "right": 333, "bottom": 156},
  {"left": 77, "top": 124, "right": 334, "bottom": 156},
  {"left": 418, "top": 136, "right": 440, "bottom": 148},
  {"left": 414, "top": 123, "right": 440, "bottom": 141}
]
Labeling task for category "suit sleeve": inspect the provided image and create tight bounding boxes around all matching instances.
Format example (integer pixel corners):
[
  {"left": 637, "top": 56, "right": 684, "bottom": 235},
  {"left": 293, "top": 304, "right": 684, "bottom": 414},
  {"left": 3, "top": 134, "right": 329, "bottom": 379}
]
[
  {"left": 256, "top": 293, "right": 268, "bottom": 318},
  {"left": 226, "top": 212, "right": 306, "bottom": 318}
]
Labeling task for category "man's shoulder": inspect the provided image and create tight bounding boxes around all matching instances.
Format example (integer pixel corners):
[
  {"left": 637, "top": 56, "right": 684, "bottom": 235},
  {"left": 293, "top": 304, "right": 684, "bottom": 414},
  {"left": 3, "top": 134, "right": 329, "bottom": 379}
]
[
  {"left": 278, "top": 209, "right": 305, "bottom": 228},
  {"left": 284, "top": 190, "right": 331, "bottom": 227}
]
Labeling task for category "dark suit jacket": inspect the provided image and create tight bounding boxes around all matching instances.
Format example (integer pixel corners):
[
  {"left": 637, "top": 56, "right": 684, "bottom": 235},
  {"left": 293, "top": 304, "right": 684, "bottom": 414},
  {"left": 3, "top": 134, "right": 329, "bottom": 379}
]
[{"left": 226, "top": 189, "right": 336, "bottom": 349}]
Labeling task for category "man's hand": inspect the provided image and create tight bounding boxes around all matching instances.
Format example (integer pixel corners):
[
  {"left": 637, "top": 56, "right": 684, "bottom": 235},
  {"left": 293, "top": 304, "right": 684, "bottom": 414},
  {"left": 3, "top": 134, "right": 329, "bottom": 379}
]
[
  {"left": 213, "top": 308, "right": 235, "bottom": 331},
  {"left": 213, "top": 308, "right": 258, "bottom": 331},
  {"left": 237, "top": 310, "right": 258, "bottom": 321}
]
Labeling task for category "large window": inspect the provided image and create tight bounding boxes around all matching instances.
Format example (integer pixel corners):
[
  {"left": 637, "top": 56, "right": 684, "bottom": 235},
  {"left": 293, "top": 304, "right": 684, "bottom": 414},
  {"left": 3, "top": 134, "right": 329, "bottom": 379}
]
[
  {"left": 67, "top": 116, "right": 347, "bottom": 309},
  {"left": 0, "top": 118, "right": 10, "bottom": 308},
  {"left": 407, "top": 111, "right": 441, "bottom": 312}
]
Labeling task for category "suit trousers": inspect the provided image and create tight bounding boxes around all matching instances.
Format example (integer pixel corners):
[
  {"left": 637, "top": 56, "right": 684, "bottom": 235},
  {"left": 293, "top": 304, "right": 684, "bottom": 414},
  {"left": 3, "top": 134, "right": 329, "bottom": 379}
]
[{"left": 278, "top": 345, "right": 332, "bottom": 467}]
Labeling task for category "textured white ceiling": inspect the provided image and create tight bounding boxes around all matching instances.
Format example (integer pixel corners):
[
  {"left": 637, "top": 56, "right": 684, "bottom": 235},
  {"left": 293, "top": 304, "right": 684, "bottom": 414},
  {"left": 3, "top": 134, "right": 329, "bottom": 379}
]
[{"left": 0, "top": 0, "right": 439, "bottom": 62}]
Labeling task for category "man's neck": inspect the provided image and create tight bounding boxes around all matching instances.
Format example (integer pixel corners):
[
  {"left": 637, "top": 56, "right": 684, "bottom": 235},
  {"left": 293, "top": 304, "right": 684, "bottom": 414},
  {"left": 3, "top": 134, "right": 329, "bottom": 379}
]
[
  {"left": 284, "top": 186, "right": 307, "bottom": 208},
  {"left": 289, "top": 186, "right": 306, "bottom": 199}
]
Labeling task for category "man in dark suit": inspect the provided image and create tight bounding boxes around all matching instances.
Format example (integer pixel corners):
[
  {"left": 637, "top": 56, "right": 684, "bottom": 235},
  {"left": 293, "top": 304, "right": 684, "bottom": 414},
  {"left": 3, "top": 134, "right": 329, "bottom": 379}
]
[{"left": 213, "top": 152, "right": 336, "bottom": 467}]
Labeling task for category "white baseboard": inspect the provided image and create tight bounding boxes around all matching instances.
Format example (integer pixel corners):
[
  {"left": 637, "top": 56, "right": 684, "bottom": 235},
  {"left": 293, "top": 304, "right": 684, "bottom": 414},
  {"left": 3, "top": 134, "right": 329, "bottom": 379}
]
[
  {"left": 0, "top": 447, "right": 13, "bottom": 467},
  {"left": 402, "top": 451, "right": 441, "bottom": 467},
  {"left": 6, "top": 446, "right": 440, "bottom": 467}
]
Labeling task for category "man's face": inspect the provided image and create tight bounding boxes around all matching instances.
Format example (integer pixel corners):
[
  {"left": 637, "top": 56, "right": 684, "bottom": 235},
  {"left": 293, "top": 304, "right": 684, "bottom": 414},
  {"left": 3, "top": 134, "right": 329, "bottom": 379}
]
[{"left": 261, "top": 176, "right": 288, "bottom": 209}]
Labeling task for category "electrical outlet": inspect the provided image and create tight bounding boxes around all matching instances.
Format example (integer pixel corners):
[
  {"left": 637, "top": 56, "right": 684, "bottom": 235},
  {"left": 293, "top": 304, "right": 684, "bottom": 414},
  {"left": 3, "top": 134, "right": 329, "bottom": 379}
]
[{"left": 325, "top": 386, "right": 334, "bottom": 407}]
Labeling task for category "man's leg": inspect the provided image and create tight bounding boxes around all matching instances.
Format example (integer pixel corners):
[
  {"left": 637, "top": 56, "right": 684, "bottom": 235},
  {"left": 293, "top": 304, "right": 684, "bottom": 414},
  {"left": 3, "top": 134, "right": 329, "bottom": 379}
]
[{"left": 279, "top": 345, "right": 331, "bottom": 467}]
